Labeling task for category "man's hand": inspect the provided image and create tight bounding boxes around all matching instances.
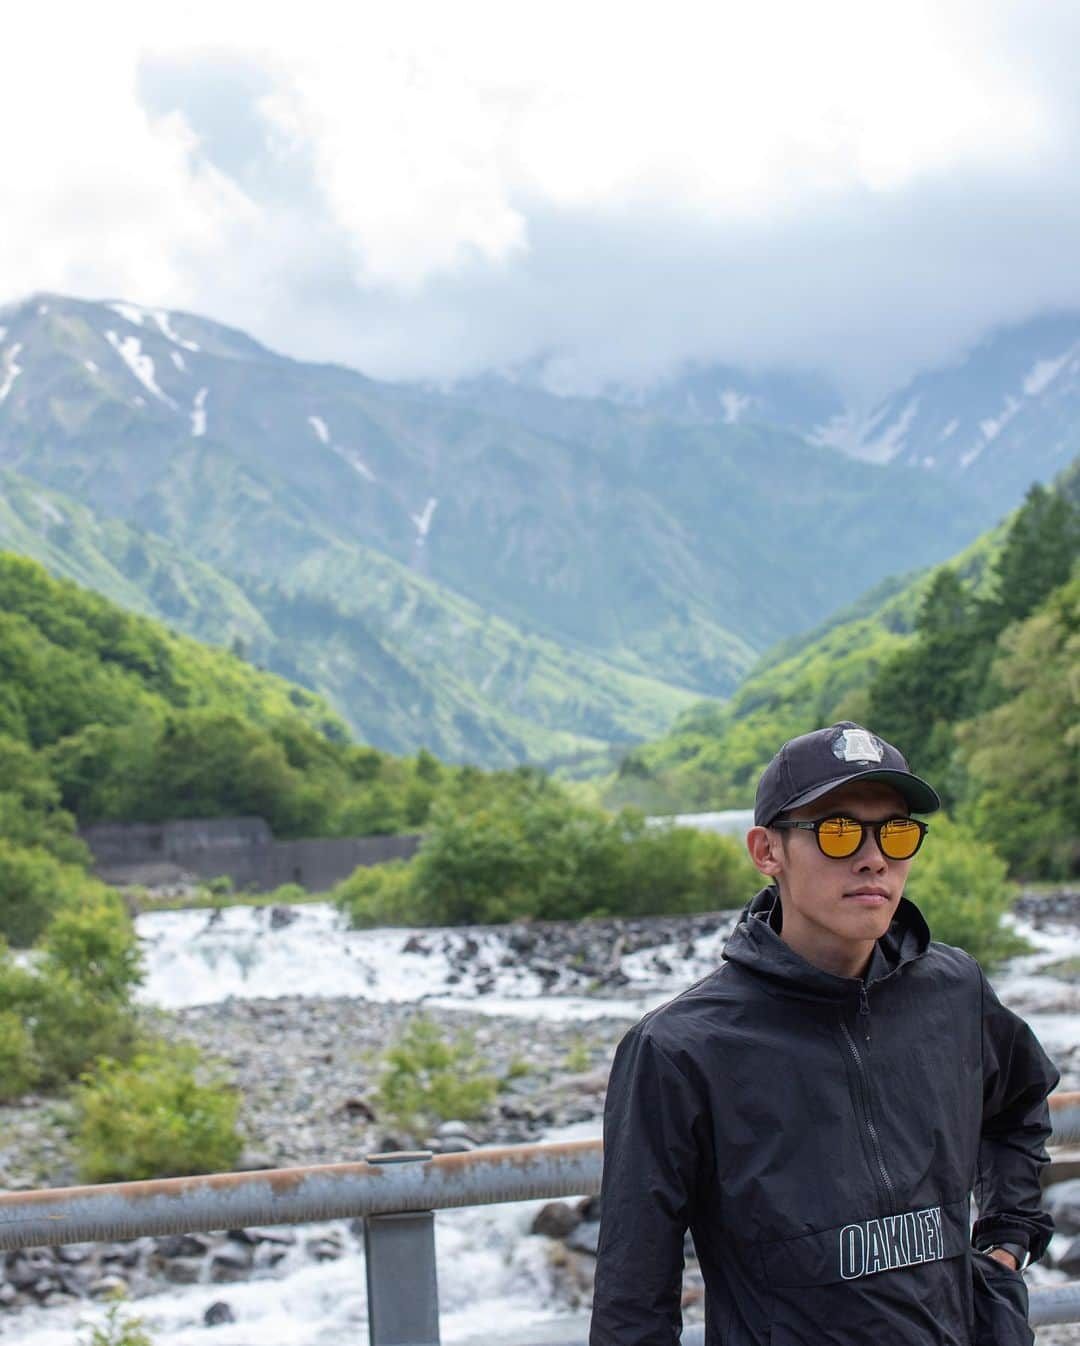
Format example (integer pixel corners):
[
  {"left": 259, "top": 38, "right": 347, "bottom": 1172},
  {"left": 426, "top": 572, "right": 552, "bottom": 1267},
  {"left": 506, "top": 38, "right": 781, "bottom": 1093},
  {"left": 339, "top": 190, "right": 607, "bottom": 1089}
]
[{"left": 988, "top": 1247, "right": 1020, "bottom": 1271}]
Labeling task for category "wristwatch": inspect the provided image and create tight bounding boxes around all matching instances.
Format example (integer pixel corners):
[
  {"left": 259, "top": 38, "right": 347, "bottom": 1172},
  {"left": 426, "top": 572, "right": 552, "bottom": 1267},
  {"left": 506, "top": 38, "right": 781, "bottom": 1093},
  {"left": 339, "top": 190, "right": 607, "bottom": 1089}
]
[{"left": 981, "top": 1242, "right": 1029, "bottom": 1270}]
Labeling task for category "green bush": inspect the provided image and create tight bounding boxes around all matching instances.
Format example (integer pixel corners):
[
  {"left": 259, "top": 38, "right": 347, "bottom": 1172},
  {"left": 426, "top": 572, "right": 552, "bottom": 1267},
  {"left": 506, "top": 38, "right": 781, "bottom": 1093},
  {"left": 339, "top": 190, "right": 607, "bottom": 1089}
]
[
  {"left": 74, "top": 1043, "right": 243, "bottom": 1182},
  {"left": 335, "top": 781, "right": 756, "bottom": 928},
  {"left": 904, "top": 815, "right": 1028, "bottom": 968},
  {"left": 0, "top": 960, "right": 139, "bottom": 1091},
  {"left": 0, "top": 841, "right": 112, "bottom": 948},
  {"left": 0, "top": 881, "right": 143, "bottom": 1096},
  {"left": 334, "top": 859, "right": 419, "bottom": 928},
  {"left": 40, "top": 889, "right": 143, "bottom": 1001},
  {"left": 376, "top": 1015, "right": 498, "bottom": 1139},
  {"left": 81, "top": 1303, "right": 154, "bottom": 1346},
  {"left": 0, "top": 1007, "right": 38, "bottom": 1101}
]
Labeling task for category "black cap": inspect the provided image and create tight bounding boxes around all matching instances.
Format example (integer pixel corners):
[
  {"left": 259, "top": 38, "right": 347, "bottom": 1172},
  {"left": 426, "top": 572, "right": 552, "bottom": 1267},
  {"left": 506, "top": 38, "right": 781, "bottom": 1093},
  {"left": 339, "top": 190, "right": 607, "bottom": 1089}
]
[{"left": 754, "top": 722, "right": 941, "bottom": 827}]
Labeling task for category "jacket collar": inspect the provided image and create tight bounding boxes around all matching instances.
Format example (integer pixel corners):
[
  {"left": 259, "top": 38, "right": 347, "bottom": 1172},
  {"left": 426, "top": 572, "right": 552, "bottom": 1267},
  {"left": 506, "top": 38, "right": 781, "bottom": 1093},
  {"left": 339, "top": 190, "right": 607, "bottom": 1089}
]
[{"left": 721, "top": 885, "right": 930, "bottom": 1001}]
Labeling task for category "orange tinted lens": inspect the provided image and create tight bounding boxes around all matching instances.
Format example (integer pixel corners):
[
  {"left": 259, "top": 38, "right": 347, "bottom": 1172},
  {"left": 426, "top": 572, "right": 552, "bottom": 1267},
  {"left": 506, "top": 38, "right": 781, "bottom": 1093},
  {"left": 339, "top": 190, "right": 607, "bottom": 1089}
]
[
  {"left": 879, "top": 819, "right": 922, "bottom": 859},
  {"left": 817, "top": 817, "right": 863, "bottom": 857}
]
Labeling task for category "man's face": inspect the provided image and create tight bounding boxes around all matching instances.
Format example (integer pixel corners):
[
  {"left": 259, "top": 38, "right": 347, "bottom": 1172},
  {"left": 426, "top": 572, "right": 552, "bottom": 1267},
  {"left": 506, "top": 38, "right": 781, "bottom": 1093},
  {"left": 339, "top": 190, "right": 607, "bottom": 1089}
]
[{"left": 765, "top": 780, "right": 915, "bottom": 969}]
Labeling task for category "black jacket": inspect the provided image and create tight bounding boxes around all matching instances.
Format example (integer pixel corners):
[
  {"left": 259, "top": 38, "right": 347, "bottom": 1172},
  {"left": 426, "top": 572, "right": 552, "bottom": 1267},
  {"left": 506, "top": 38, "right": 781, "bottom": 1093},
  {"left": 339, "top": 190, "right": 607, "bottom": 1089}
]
[{"left": 589, "top": 889, "right": 1058, "bottom": 1346}]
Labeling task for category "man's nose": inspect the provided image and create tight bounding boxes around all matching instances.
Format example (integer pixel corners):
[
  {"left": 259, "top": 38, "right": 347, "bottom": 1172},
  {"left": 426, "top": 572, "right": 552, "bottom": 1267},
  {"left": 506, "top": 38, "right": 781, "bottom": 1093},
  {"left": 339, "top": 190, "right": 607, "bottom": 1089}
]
[{"left": 853, "top": 830, "right": 889, "bottom": 869}]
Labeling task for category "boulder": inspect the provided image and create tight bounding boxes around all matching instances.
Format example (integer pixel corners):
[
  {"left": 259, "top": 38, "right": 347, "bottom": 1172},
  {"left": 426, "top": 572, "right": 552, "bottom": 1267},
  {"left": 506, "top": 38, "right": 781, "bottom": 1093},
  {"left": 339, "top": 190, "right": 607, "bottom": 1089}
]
[
  {"left": 1056, "top": 1235, "right": 1080, "bottom": 1277},
  {"left": 531, "top": 1202, "right": 582, "bottom": 1239},
  {"left": 89, "top": 1274, "right": 130, "bottom": 1300},
  {"left": 1045, "top": 1179, "right": 1080, "bottom": 1236},
  {"left": 55, "top": 1243, "right": 94, "bottom": 1264},
  {"left": 156, "top": 1232, "right": 212, "bottom": 1260},
  {"left": 307, "top": 1233, "right": 345, "bottom": 1262},
  {"left": 210, "top": 1245, "right": 254, "bottom": 1282},
  {"left": 576, "top": 1195, "right": 601, "bottom": 1223},
  {"left": 162, "top": 1257, "right": 203, "bottom": 1285},
  {"left": 205, "top": 1301, "right": 237, "bottom": 1326},
  {"left": 565, "top": 1222, "right": 602, "bottom": 1256},
  {"left": 230, "top": 1225, "right": 296, "bottom": 1246},
  {"left": 8, "top": 1252, "right": 54, "bottom": 1290}
]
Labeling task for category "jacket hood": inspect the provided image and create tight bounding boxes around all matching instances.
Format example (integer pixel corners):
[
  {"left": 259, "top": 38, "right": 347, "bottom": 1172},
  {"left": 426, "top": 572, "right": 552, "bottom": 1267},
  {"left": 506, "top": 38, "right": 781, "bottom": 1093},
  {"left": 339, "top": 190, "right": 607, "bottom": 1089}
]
[{"left": 722, "top": 885, "right": 931, "bottom": 1001}]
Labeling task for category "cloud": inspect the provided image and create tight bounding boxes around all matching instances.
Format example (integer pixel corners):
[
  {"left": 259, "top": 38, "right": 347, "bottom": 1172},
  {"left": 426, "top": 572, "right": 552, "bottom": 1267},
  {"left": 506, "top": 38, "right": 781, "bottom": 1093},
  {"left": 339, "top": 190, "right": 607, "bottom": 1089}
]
[{"left": 3, "top": 0, "right": 1080, "bottom": 397}]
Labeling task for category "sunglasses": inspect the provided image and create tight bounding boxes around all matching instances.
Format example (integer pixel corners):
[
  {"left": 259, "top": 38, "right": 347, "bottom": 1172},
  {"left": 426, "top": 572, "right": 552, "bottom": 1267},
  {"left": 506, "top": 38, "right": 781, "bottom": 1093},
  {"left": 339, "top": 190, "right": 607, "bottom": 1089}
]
[{"left": 771, "top": 814, "right": 928, "bottom": 861}]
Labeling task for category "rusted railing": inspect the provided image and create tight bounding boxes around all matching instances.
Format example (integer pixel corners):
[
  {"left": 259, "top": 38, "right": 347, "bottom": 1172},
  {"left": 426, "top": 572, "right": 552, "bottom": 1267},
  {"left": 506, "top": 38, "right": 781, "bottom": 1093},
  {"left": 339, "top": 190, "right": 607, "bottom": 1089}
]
[{"left": 0, "top": 1093, "right": 1077, "bottom": 1344}]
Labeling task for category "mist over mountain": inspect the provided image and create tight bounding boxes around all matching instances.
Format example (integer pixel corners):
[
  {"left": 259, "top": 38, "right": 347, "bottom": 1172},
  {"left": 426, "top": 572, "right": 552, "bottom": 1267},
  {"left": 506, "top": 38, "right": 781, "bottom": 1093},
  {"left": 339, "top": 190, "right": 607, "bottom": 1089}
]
[
  {"left": 450, "top": 309, "right": 1080, "bottom": 515},
  {"left": 0, "top": 291, "right": 1060, "bottom": 765}
]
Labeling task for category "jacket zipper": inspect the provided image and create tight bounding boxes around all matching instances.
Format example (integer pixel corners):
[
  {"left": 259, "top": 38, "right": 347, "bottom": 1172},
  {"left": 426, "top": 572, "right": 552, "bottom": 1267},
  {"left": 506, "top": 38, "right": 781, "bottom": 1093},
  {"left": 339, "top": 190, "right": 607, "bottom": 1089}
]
[{"left": 840, "top": 992, "right": 897, "bottom": 1210}]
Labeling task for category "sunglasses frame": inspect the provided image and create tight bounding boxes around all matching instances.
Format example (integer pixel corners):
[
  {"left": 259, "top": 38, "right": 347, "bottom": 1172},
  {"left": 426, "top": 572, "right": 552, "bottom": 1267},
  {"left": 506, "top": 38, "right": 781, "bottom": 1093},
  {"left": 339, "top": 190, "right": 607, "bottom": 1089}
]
[{"left": 771, "top": 813, "right": 929, "bottom": 861}]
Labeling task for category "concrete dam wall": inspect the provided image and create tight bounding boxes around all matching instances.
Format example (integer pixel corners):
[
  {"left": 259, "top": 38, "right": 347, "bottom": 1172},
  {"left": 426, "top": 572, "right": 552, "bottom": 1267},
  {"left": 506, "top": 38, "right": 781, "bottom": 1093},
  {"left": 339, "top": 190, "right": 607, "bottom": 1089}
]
[{"left": 81, "top": 816, "right": 421, "bottom": 893}]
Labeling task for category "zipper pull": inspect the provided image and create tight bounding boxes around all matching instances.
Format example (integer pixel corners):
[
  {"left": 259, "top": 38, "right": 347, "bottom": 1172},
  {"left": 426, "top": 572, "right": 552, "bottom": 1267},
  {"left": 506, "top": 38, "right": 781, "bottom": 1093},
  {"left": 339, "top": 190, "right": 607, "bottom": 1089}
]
[{"left": 859, "top": 986, "right": 871, "bottom": 1042}]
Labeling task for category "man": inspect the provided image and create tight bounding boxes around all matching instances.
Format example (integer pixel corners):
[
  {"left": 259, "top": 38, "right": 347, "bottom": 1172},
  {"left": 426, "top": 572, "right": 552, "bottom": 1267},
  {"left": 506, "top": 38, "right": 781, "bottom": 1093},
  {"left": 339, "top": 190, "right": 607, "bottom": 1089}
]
[{"left": 590, "top": 722, "right": 1057, "bottom": 1346}]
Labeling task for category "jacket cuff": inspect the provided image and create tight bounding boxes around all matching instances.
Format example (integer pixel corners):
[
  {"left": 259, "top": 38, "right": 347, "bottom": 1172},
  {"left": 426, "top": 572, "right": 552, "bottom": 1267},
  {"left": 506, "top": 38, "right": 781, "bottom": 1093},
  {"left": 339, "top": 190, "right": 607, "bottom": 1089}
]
[{"left": 972, "top": 1219, "right": 1039, "bottom": 1260}]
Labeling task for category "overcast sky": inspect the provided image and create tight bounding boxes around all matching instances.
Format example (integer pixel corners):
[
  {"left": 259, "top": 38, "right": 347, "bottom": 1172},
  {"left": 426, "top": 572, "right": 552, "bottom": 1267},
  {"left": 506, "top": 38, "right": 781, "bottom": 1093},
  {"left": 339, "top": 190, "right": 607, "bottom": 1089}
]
[{"left": 4, "top": 0, "right": 1080, "bottom": 397}]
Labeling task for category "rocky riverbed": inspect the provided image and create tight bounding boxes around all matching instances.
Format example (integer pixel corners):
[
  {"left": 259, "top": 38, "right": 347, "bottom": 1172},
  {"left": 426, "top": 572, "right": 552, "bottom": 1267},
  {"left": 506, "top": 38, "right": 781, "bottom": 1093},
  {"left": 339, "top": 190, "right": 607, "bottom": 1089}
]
[{"left": 1, "top": 898, "right": 1078, "bottom": 1341}]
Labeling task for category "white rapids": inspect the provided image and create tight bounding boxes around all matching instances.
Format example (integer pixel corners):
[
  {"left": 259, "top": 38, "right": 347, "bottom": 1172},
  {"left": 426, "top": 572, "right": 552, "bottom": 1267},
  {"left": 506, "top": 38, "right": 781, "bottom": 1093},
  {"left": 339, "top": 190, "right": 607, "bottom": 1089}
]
[{"left": 134, "top": 901, "right": 737, "bottom": 1020}]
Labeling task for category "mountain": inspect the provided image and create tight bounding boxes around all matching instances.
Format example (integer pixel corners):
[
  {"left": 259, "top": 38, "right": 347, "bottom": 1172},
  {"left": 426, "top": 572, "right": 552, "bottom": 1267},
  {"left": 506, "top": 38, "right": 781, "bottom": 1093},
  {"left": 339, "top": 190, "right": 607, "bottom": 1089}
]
[
  {"left": 0, "top": 292, "right": 1029, "bottom": 765},
  {"left": 605, "top": 455, "right": 1080, "bottom": 813},
  {"left": 813, "top": 312, "right": 1080, "bottom": 501},
  {"left": 465, "top": 313, "right": 1080, "bottom": 517}
]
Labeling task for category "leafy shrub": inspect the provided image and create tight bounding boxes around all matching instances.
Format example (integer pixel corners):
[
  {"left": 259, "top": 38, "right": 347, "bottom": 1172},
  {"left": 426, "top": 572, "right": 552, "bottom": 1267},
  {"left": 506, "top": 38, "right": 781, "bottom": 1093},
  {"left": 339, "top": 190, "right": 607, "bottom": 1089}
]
[
  {"left": 335, "top": 780, "right": 756, "bottom": 928},
  {"left": 0, "top": 883, "right": 143, "bottom": 1097},
  {"left": 74, "top": 1043, "right": 243, "bottom": 1182},
  {"left": 40, "top": 889, "right": 143, "bottom": 1001},
  {"left": 334, "top": 859, "right": 419, "bottom": 928},
  {"left": 0, "top": 1007, "right": 38, "bottom": 1101},
  {"left": 903, "top": 815, "right": 1028, "bottom": 968},
  {"left": 80, "top": 1303, "right": 154, "bottom": 1346},
  {"left": 0, "top": 959, "right": 139, "bottom": 1091},
  {"left": 0, "top": 841, "right": 112, "bottom": 948},
  {"left": 376, "top": 1015, "right": 498, "bottom": 1139}
]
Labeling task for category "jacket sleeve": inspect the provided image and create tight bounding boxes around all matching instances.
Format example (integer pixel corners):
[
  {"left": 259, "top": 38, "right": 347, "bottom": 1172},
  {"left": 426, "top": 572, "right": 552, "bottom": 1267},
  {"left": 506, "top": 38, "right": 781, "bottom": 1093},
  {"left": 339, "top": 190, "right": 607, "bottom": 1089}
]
[
  {"left": 972, "top": 966, "right": 1060, "bottom": 1261},
  {"left": 589, "top": 1024, "right": 708, "bottom": 1346}
]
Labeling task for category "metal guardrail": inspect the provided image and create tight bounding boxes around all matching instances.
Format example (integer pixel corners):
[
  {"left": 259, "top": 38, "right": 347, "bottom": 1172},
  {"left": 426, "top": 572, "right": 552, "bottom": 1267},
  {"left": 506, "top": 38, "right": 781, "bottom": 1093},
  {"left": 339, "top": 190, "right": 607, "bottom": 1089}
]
[{"left": 0, "top": 1095, "right": 1077, "bottom": 1343}]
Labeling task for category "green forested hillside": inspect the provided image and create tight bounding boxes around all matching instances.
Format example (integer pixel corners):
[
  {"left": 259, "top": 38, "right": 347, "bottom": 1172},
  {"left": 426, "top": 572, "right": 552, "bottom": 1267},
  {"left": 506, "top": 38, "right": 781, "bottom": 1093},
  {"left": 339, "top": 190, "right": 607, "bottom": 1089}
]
[
  {"left": 0, "top": 552, "right": 503, "bottom": 841},
  {"left": 0, "top": 467, "right": 700, "bottom": 767},
  {"left": 606, "top": 464, "right": 1079, "bottom": 878}
]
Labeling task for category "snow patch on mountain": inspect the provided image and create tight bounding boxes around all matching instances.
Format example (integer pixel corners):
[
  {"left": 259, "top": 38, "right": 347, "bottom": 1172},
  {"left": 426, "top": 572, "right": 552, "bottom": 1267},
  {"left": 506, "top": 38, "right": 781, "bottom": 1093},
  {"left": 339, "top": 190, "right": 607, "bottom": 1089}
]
[
  {"left": 974, "top": 393, "right": 1018, "bottom": 446},
  {"left": 1023, "top": 347, "right": 1076, "bottom": 397},
  {"left": 329, "top": 442, "right": 376, "bottom": 482},
  {"left": 720, "top": 390, "right": 752, "bottom": 424},
  {"left": 812, "top": 397, "right": 920, "bottom": 463},
  {"left": 153, "top": 310, "right": 200, "bottom": 352},
  {"left": 938, "top": 418, "right": 959, "bottom": 441},
  {"left": 108, "top": 302, "right": 145, "bottom": 328},
  {"left": 170, "top": 350, "right": 188, "bottom": 373},
  {"left": 411, "top": 497, "right": 439, "bottom": 547},
  {"left": 860, "top": 396, "right": 921, "bottom": 463},
  {"left": 33, "top": 493, "right": 65, "bottom": 525},
  {"left": 105, "top": 331, "right": 177, "bottom": 409},
  {"left": 308, "top": 415, "right": 330, "bottom": 444},
  {"left": 83, "top": 359, "right": 99, "bottom": 375},
  {"left": 191, "top": 387, "right": 208, "bottom": 437},
  {"left": 36, "top": 303, "right": 48, "bottom": 316},
  {"left": 0, "top": 343, "right": 24, "bottom": 404}
]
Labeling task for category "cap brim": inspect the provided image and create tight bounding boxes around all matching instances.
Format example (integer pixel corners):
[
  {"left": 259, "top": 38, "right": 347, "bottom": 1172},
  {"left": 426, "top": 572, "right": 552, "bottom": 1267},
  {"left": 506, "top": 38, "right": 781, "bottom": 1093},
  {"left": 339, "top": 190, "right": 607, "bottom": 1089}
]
[{"left": 783, "top": 769, "right": 941, "bottom": 817}]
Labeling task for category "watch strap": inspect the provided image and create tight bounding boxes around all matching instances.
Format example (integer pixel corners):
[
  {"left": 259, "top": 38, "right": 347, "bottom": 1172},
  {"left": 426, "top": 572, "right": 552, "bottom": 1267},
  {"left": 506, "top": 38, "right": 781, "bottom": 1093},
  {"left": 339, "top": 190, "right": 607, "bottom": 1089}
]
[{"left": 982, "top": 1241, "right": 1029, "bottom": 1269}]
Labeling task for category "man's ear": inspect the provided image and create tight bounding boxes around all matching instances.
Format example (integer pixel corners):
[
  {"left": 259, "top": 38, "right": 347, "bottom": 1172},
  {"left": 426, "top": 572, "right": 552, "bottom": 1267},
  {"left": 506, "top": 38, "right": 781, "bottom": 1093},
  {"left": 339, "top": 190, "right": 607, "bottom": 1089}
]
[{"left": 746, "top": 825, "right": 784, "bottom": 878}]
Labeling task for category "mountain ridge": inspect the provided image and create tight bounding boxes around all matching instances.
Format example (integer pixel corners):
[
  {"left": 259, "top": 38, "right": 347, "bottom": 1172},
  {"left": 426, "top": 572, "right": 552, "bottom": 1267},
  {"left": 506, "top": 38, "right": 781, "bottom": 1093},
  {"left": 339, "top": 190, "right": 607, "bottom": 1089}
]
[{"left": 0, "top": 290, "right": 1054, "bottom": 766}]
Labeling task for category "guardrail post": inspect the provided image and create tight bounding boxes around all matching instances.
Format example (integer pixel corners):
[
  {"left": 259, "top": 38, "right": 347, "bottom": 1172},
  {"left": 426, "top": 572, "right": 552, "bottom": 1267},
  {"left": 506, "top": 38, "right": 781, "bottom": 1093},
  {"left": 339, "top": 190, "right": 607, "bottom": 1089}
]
[{"left": 364, "top": 1151, "right": 440, "bottom": 1346}]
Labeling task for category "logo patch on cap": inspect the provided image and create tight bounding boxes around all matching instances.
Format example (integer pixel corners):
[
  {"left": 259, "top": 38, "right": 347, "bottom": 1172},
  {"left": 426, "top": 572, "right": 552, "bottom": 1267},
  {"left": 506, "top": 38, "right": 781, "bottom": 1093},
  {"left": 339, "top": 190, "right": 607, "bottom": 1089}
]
[{"left": 832, "top": 728, "right": 884, "bottom": 764}]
